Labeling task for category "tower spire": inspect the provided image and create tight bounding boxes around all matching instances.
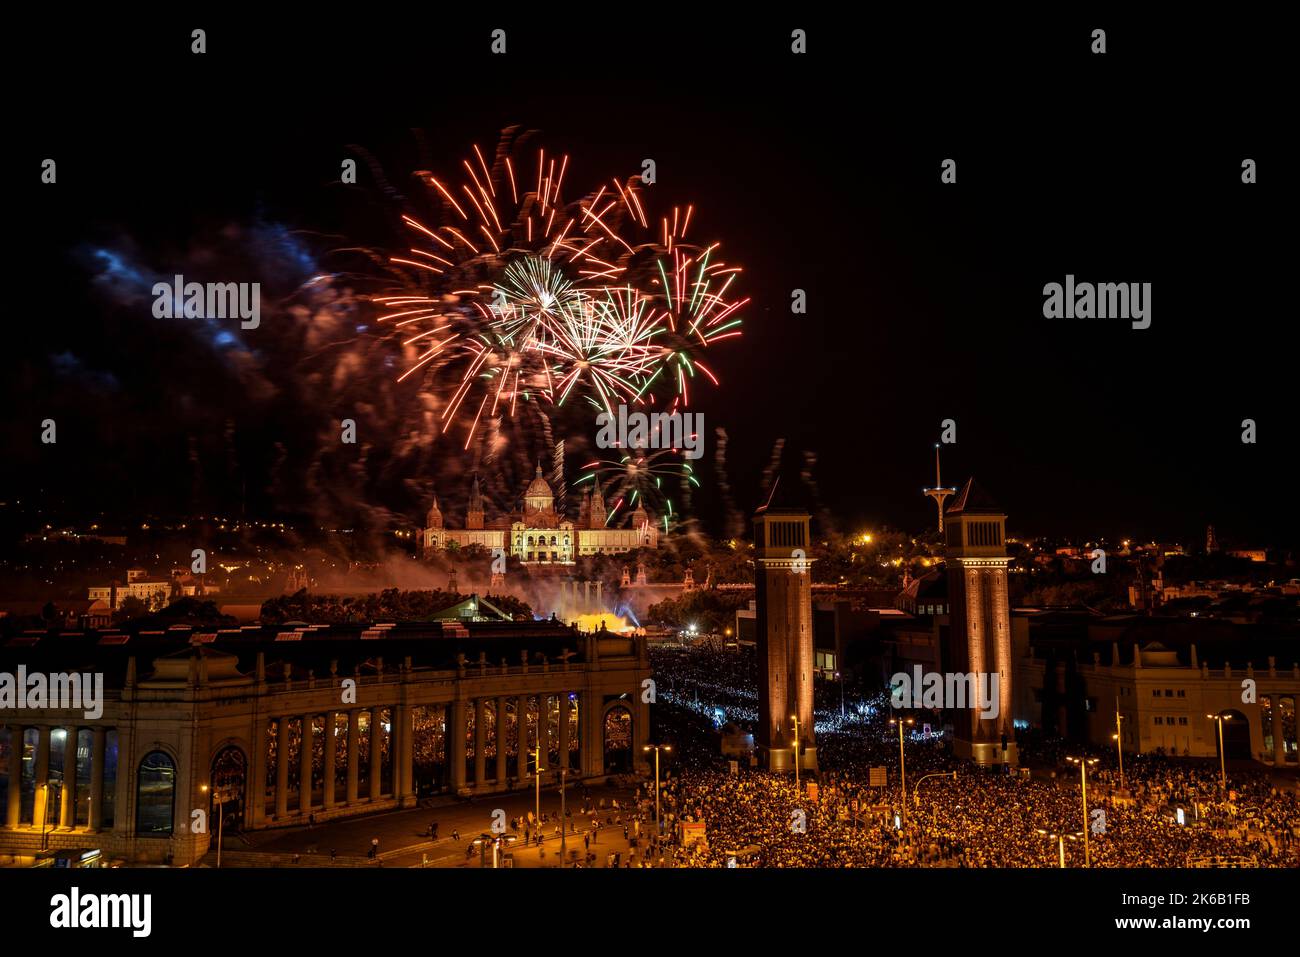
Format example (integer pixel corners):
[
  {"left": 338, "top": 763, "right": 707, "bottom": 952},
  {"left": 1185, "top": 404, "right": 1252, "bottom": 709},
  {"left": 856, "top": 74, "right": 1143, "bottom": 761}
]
[{"left": 923, "top": 444, "right": 956, "bottom": 533}]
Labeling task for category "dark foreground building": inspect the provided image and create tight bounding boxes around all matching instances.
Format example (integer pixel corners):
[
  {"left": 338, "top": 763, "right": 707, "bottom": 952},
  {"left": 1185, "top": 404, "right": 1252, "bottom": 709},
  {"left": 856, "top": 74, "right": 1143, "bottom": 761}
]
[{"left": 0, "top": 619, "right": 651, "bottom": 865}]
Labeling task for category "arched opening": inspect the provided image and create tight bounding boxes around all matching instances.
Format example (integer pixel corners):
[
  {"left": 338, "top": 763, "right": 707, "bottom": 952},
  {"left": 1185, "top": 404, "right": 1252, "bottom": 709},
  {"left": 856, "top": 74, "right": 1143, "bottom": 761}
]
[
  {"left": 603, "top": 705, "right": 633, "bottom": 774},
  {"left": 136, "top": 750, "right": 176, "bottom": 835},
  {"left": 210, "top": 744, "right": 248, "bottom": 831},
  {"left": 411, "top": 706, "right": 447, "bottom": 797},
  {"left": 1212, "top": 710, "right": 1251, "bottom": 762}
]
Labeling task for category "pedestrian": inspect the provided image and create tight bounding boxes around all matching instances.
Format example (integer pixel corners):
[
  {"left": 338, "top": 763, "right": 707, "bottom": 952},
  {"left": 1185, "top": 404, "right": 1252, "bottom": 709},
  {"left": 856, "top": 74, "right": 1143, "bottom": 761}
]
[
  {"left": 330, "top": 848, "right": 337, "bottom": 863},
  {"left": 452, "top": 829, "right": 460, "bottom": 841}
]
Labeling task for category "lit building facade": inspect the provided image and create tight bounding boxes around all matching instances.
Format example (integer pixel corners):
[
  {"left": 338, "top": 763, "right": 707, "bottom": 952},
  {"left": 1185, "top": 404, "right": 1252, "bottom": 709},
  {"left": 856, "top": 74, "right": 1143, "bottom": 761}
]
[
  {"left": 0, "top": 620, "right": 650, "bottom": 866},
  {"left": 944, "top": 478, "right": 1018, "bottom": 766},
  {"left": 423, "top": 468, "right": 659, "bottom": 565},
  {"left": 753, "top": 509, "right": 817, "bottom": 773}
]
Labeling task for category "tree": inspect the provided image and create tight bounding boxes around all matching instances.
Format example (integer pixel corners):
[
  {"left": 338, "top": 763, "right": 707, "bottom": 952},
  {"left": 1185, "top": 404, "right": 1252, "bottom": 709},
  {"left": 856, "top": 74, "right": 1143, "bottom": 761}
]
[
  {"left": 646, "top": 590, "right": 749, "bottom": 633},
  {"left": 112, "top": 596, "right": 148, "bottom": 625}
]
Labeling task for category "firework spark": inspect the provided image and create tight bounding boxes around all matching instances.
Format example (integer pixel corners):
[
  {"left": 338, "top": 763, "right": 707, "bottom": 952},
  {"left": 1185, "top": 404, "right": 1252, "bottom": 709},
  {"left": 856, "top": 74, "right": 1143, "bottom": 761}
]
[
  {"left": 374, "top": 129, "right": 746, "bottom": 449},
  {"left": 575, "top": 445, "right": 697, "bottom": 533}
]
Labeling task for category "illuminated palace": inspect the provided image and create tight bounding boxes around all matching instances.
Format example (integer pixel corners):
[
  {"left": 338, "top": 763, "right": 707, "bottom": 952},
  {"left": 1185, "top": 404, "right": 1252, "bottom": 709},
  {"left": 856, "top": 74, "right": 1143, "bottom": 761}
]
[
  {"left": 0, "top": 619, "right": 651, "bottom": 866},
  {"left": 423, "top": 467, "right": 659, "bottom": 565}
]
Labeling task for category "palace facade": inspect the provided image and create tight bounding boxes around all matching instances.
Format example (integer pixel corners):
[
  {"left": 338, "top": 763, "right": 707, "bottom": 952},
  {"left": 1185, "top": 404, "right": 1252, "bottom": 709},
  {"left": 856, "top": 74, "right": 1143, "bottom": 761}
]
[
  {"left": 423, "top": 468, "right": 659, "bottom": 565},
  {"left": 0, "top": 619, "right": 651, "bottom": 866}
]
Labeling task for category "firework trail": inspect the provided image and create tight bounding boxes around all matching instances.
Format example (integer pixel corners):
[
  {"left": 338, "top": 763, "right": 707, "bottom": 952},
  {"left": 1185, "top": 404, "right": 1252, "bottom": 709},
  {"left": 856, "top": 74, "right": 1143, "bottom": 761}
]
[
  {"left": 551, "top": 437, "right": 567, "bottom": 514},
  {"left": 375, "top": 127, "right": 747, "bottom": 454},
  {"left": 802, "top": 448, "right": 834, "bottom": 534},
  {"left": 713, "top": 426, "right": 744, "bottom": 538},
  {"left": 759, "top": 438, "right": 786, "bottom": 505},
  {"left": 574, "top": 445, "right": 697, "bottom": 532}
]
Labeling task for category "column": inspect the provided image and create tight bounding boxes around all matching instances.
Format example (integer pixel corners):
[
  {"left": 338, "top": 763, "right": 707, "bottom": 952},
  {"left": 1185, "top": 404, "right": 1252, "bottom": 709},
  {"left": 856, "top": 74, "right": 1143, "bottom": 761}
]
[
  {"left": 6, "top": 725, "right": 22, "bottom": 828},
  {"left": 33, "top": 726, "right": 51, "bottom": 832},
  {"left": 299, "top": 714, "right": 314, "bottom": 814},
  {"left": 538, "top": 695, "right": 551, "bottom": 777},
  {"left": 581, "top": 694, "right": 601, "bottom": 777},
  {"left": 558, "top": 692, "right": 570, "bottom": 772},
  {"left": 89, "top": 728, "right": 106, "bottom": 831},
  {"left": 250, "top": 719, "right": 268, "bottom": 829},
  {"left": 516, "top": 695, "right": 530, "bottom": 785},
  {"left": 368, "top": 708, "right": 383, "bottom": 800},
  {"left": 323, "top": 711, "right": 337, "bottom": 809},
  {"left": 495, "top": 696, "right": 508, "bottom": 784},
  {"left": 396, "top": 704, "right": 414, "bottom": 805},
  {"left": 112, "top": 723, "right": 132, "bottom": 836},
  {"left": 345, "top": 711, "right": 360, "bottom": 804},
  {"left": 450, "top": 700, "right": 467, "bottom": 791},
  {"left": 473, "top": 699, "right": 487, "bottom": 787},
  {"left": 274, "top": 718, "right": 289, "bottom": 820},
  {"left": 60, "top": 728, "right": 76, "bottom": 828}
]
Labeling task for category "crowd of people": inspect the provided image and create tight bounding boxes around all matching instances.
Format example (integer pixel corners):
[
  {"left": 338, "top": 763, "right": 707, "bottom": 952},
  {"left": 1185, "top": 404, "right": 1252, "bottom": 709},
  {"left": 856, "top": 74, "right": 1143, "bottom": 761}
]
[{"left": 640, "top": 646, "right": 1300, "bottom": 868}]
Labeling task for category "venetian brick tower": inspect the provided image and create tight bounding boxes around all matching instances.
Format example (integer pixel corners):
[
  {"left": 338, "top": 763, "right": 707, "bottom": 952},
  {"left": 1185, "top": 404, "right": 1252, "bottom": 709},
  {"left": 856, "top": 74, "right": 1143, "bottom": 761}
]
[
  {"left": 753, "top": 509, "right": 817, "bottom": 772},
  {"left": 944, "top": 478, "right": 1018, "bottom": 766}
]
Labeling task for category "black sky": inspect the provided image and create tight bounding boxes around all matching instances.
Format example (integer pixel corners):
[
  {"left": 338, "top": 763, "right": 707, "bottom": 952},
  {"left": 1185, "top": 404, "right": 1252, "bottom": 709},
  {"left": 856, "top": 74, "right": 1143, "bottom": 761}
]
[{"left": 8, "top": 14, "right": 1296, "bottom": 547}]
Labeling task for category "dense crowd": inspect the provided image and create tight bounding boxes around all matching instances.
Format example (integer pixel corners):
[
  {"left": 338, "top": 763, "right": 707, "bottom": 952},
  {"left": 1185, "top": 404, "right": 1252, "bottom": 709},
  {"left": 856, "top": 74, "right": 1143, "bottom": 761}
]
[{"left": 641, "top": 646, "right": 1300, "bottom": 868}]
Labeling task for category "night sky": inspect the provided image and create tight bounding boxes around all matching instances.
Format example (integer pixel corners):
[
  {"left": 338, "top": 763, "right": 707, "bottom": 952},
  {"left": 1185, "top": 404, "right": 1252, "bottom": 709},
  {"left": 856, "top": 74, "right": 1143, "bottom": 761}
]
[{"left": 8, "top": 15, "right": 1295, "bottom": 547}]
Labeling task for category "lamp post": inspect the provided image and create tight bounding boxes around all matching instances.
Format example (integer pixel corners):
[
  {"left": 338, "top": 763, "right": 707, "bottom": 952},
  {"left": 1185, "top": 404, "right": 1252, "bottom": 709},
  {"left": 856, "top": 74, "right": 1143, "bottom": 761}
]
[
  {"left": 835, "top": 671, "right": 844, "bottom": 721},
  {"left": 1066, "top": 756, "right": 1099, "bottom": 867},
  {"left": 1207, "top": 713, "right": 1231, "bottom": 789},
  {"left": 643, "top": 744, "right": 672, "bottom": 834},
  {"left": 912, "top": 771, "right": 957, "bottom": 839},
  {"left": 559, "top": 767, "right": 569, "bottom": 865},
  {"left": 201, "top": 783, "right": 230, "bottom": 868},
  {"left": 531, "top": 746, "right": 543, "bottom": 831},
  {"left": 912, "top": 771, "right": 957, "bottom": 810},
  {"left": 1035, "top": 828, "right": 1082, "bottom": 868},
  {"left": 39, "top": 784, "right": 49, "bottom": 852},
  {"left": 889, "top": 717, "right": 914, "bottom": 825},
  {"left": 789, "top": 715, "right": 801, "bottom": 789},
  {"left": 1113, "top": 697, "right": 1126, "bottom": 789}
]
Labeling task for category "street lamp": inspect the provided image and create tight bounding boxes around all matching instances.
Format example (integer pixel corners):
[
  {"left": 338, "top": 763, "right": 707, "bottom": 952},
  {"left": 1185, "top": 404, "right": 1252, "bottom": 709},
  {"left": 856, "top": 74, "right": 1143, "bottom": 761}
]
[
  {"left": 557, "top": 766, "right": 574, "bottom": 865},
  {"left": 912, "top": 771, "right": 957, "bottom": 809},
  {"left": 1113, "top": 696, "right": 1126, "bottom": 789},
  {"left": 643, "top": 744, "right": 672, "bottom": 835},
  {"left": 835, "top": 671, "right": 844, "bottom": 721},
  {"left": 912, "top": 771, "right": 957, "bottom": 835},
  {"left": 201, "top": 783, "right": 232, "bottom": 869},
  {"left": 789, "top": 715, "right": 801, "bottom": 789},
  {"left": 889, "top": 717, "right": 914, "bottom": 825},
  {"left": 1206, "top": 714, "right": 1231, "bottom": 789},
  {"left": 38, "top": 784, "right": 49, "bottom": 852},
  {"left": 1035, "top": 828, "right": 1082, "bottom": 869},
  {"left": 531, "top": 746, "right": 544, "bottom": 831},
  {"left": 1065, "top": 756, "right": 1099, "bottom": 867}
]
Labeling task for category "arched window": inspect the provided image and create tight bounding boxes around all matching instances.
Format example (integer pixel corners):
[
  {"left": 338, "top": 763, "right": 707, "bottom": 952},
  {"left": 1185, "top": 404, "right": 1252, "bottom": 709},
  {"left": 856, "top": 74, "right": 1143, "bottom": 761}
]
[
  {"left": 550, "top": 536, "right": 557, "bottom": 546},
  {"left": 527, "top": 536, "right": 534, "bottom": 546},
  {"left": 136, "top": 750, "right": 176, "bottom": 834}
]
